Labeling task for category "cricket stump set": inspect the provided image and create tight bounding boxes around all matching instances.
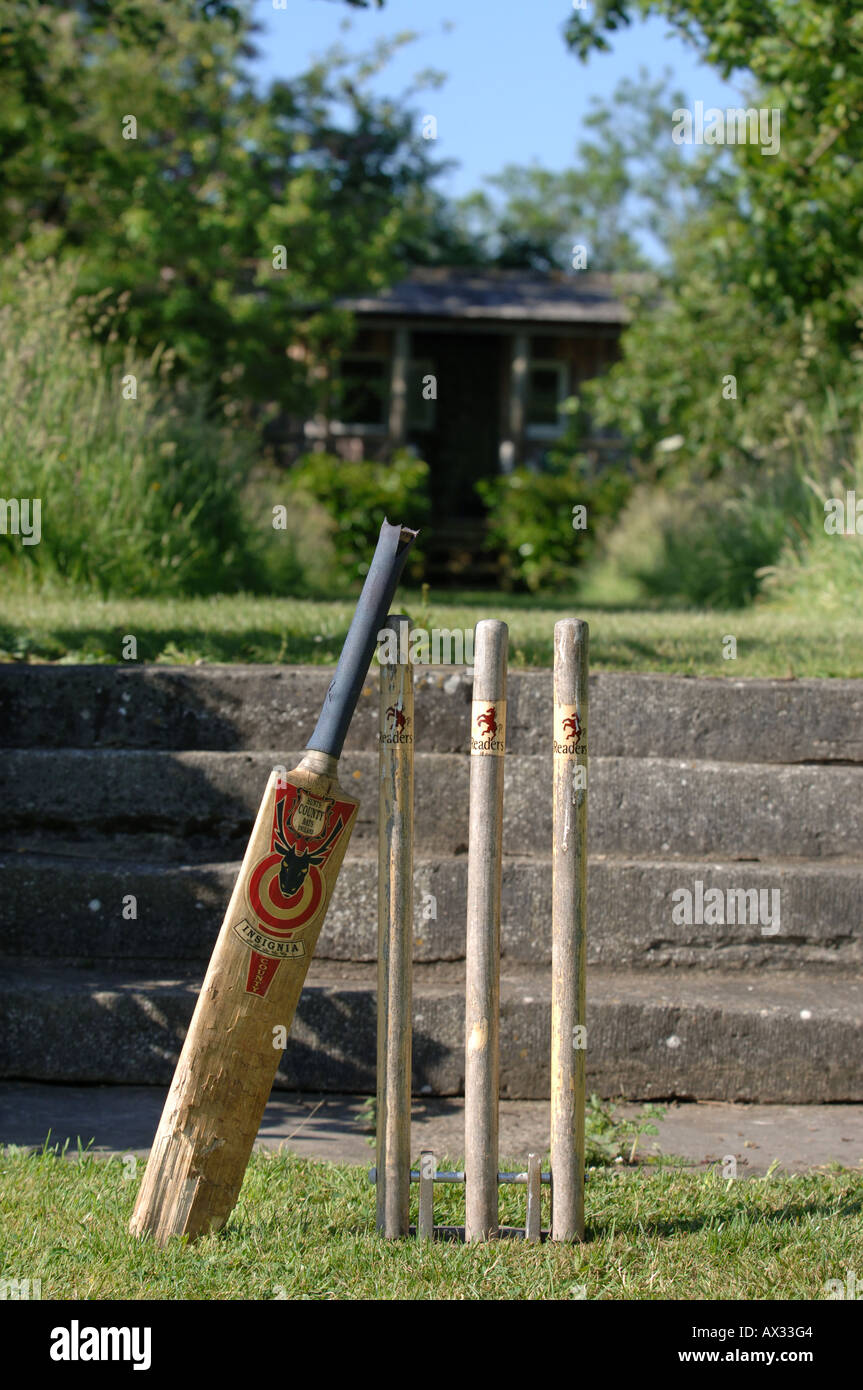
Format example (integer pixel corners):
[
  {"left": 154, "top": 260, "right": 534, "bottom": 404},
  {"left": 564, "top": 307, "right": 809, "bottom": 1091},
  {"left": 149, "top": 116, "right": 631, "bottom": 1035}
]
[
  {"left": 373, "top": 614, "right": 588, "bottom": 1243},
  {"left": 128, "top": 520, "right": 587, "bottom": 1247}
]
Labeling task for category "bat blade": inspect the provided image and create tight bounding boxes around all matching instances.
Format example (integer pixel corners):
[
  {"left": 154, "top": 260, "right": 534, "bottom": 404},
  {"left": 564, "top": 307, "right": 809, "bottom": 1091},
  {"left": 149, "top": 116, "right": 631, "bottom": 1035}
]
[
  {"left": 129, "top": 754, "right": 358, "bottom": 1245},
  {"left": 131, "top": 517, "right": 417, "bottom": 1245}
]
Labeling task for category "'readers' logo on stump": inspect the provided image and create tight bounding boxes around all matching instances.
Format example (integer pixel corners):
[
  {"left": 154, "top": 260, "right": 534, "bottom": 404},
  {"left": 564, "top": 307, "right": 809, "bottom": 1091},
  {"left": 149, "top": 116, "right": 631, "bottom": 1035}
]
[
  {"left": 471, "top": 699, "right": 506, "bottom": 755},
  {"left": 554, "top": 703, "right": 585, "bottom": 756},
  {"left": 234, "top": 782, "right": 355, "bottom": 996},
  {"left": 380, "top": 701, "right": 413, "bottom": 746}
]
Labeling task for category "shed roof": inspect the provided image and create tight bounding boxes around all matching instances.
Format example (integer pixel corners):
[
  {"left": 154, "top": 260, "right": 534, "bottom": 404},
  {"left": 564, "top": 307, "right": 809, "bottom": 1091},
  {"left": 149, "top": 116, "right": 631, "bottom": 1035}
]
[{"left": 336, "top": 267, "right": 646, "bottom": 325}]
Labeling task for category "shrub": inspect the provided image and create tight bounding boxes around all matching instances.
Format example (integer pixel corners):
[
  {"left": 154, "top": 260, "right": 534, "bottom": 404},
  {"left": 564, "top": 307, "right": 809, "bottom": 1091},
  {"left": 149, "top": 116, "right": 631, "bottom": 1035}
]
[
  {"left": 476, "top": 457, "right": 632, "bottom": 592},
  {"left": 0, "top": 256, "right": 256, "bottom": 596},
  {"left": 286, "top": 452, "right": 430, "bottom": 584}
]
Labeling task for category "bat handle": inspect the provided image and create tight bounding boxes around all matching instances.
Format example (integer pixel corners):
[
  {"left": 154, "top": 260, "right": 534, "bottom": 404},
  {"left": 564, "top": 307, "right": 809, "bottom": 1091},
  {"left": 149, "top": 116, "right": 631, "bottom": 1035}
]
[
  {"left": 296, "top": 749, "right": 339, "bottom": 779},
  {"left": 305, "top": 518, "right": 418, "bottom": 761}
]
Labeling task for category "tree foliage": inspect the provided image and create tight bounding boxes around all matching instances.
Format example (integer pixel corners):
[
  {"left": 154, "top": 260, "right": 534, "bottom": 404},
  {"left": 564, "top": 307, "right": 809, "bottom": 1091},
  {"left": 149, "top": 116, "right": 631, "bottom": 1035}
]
[
  {"left": 561, "top": 0, "right": 863, "bottom": 468},
  {"left": 0, "top": 1, "right": 449, "bottom": 412},
  {"left": 564, "top": 0, "right": 863, "bottom": 333},
  {"left": 452, "top": 71, "right": 699, "bottom": 273}
]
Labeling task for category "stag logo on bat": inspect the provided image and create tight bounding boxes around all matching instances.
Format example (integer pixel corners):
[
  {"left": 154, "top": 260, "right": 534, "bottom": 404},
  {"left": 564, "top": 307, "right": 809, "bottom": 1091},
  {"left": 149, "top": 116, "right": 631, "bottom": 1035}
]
[{"left": 232, "top": 785, "right": 351, "bottom": 977}]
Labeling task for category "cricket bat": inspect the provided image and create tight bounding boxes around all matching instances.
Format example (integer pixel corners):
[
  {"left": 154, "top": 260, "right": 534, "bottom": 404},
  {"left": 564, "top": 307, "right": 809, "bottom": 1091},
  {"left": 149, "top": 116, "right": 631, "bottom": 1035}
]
[{"left": 130, "top": 519, "right": 417, "bottom": 1244}]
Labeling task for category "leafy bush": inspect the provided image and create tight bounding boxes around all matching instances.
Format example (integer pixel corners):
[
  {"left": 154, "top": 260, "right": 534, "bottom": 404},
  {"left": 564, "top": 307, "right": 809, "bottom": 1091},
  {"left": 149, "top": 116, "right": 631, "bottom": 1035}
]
[
  {"left": 286, "top": 452, "right": 430, "bottom": 584},
  {"left": 476, "top": 457, "right": 632, "bottom": 592},
  {"left": 0, "top": 257, "right": 256, "bottom": 596}
]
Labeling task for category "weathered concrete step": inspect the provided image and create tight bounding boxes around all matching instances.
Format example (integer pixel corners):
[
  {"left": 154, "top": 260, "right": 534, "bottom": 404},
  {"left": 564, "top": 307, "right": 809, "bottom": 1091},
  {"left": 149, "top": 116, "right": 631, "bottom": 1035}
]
[
  {"left": 1, "top": 665, "right": 861, "bottom": 762},
  {"left": 1, "top": 751, "right": 860, "bottom": 859},
  {"left": 1, "top": 963, "right": 860, "bottom": 1102},
  {"left": 2, "top": 852, "right": 862, "bottom": 973}
]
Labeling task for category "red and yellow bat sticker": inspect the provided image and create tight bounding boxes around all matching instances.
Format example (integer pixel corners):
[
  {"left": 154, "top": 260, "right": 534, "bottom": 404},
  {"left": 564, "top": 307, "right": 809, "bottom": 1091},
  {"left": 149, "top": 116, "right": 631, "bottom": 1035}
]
[
  {"left": 470, "top": 699, "right": 506, "bottom": 755},
  {"left": 234, "top": 781, "right": 356, "bottom": 996},
  {"left": 554, "top": 703, "right": 586, "bottom": 757}
]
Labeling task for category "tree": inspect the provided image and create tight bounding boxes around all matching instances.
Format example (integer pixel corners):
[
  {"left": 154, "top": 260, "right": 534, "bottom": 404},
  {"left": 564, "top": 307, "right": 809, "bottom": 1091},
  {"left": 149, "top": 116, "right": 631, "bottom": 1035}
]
[
  {"left": 0, "top": 1, "right": 449, "bottom": 412},
  {"left": 451, "top": 71, "right": 698, "bottom": 272},
  {"left": 559, "top": 0, "right": 863, "bottom": 468},
  {"left": 564, "top": 0, "right": 863, "bottom": 342}
]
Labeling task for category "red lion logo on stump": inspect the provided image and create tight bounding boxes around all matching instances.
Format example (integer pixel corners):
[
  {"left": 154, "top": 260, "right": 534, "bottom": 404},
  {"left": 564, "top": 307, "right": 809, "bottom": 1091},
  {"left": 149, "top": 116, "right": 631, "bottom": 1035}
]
[
  {"left": 477, "top": 706, "right": 497, "bottom": 737},
  {"left": 562, "top": 712, "right": 582, "bottom": 748},
  {"left": 386, "top": 704, "right": 406, "bottom": 732}
]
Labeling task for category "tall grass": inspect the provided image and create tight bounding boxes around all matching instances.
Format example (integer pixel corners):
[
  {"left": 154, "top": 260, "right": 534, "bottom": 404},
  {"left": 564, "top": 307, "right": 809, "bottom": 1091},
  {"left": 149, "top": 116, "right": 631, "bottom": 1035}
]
[
  {"left": 0, "top": 256, "right": 256, "bottom": 596},
  {"left": 582, "top": 404, "right": 862, "bottom": 610},
  {"left": 760, "top": 409, "right": 863, "bottom": 610}
]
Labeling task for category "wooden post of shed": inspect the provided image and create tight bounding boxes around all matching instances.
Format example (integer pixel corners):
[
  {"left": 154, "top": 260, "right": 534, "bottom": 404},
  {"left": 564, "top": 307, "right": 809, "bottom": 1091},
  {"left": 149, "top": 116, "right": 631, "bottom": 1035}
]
[{"left": 388, "top": 326, "right": 410, "bottom": 450}]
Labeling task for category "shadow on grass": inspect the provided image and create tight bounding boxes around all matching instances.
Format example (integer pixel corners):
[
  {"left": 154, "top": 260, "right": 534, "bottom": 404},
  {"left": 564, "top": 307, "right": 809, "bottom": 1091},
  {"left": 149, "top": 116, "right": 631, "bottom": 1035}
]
[
  {"left": 590, "top": 1189, "right": 863, "bottom": 1244},
  {"left": 415, "top": 589, "right": 667, "bottom": 615},
  {"left": 37, "top": 625, "right": 351, "bottom": 665}
]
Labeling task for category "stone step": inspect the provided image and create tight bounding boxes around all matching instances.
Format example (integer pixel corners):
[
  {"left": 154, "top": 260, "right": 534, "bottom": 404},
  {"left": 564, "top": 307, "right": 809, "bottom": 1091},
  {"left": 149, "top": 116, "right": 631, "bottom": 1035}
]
[
  {"left": 1, "top": 666, "right": 860, "bottom": 762},
  {"left": 1, "top": 851, "right": 861, "bottom": 973},
  {"left": 1, "top": 750, "right": 860, "bottom": 859},
  {"left": 1, "top": 962, "right": 860, "bottom": 1103}
]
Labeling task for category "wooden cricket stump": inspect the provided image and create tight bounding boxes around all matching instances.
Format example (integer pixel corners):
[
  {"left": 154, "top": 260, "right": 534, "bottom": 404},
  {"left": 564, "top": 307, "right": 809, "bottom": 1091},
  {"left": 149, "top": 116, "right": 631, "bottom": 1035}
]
[
  {"left": 375, "top": 615, "right": 414, "bottom": 1238},
  {"left": 464, "top": 619, "right": 508, "bottom": 1243},
  {"left": 550, "top": 618, "right": 589, "bottom": 1242}
]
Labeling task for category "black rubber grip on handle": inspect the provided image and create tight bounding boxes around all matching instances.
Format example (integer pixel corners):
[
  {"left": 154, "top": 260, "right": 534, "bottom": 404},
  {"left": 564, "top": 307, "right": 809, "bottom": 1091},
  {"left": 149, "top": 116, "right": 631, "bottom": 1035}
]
[{"left": 305, "top": 518, "right": 418, "bottom": 760}]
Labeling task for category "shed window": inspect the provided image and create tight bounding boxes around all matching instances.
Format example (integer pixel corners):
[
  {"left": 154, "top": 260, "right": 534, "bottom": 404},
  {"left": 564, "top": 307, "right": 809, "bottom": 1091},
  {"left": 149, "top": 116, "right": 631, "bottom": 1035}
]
[
  {"left": 336, "top": 355, "right": 388, "bottom": 428},
  {"left": 526, "top": 360, "right": 568, "bottom": 436}
]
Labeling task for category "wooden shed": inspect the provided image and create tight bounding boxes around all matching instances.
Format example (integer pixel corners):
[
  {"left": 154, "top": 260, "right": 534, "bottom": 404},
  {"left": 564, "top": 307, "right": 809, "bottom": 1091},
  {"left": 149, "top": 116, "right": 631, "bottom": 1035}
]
[{"left": 289, "top": 267, "right": 636, "bottom": 578}]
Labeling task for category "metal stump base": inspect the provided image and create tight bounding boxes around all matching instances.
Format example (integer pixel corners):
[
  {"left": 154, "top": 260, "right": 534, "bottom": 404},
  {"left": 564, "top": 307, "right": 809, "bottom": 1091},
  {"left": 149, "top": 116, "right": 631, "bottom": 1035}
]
[
  {"left": 406, "top": 1226, "right": 550, "bottom": 1243},
  {"left": 370, "top": 1150, "right": 553, "bottom": 1243}
]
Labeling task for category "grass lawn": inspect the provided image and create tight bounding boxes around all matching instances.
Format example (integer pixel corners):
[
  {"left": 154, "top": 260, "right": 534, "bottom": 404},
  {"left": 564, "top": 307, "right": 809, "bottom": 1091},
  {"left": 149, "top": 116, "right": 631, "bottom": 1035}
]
[
  {"left": 0, "top": 588, "right": 860, "bottom": 676},
  {"left": 1, "top": 1147, "right": 861, "bottom": 1300}
]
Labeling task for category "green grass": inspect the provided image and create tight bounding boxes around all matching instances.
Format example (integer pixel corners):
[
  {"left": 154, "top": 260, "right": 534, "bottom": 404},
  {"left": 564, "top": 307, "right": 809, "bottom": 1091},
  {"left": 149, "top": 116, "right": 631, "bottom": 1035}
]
[
  {"left": 1, "top": 1146, "right": 860, "bottom": 1300},
  {"left": 1, "top": 587, "right": 860, "bottom": 676}
]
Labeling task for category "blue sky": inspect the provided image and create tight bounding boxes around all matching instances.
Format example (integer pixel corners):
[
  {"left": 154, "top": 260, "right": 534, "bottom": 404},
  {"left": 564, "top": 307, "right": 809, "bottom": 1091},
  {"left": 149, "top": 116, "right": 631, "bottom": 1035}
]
[{"left": 251, "top": 0, "right": 744, "bottom": 200}]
